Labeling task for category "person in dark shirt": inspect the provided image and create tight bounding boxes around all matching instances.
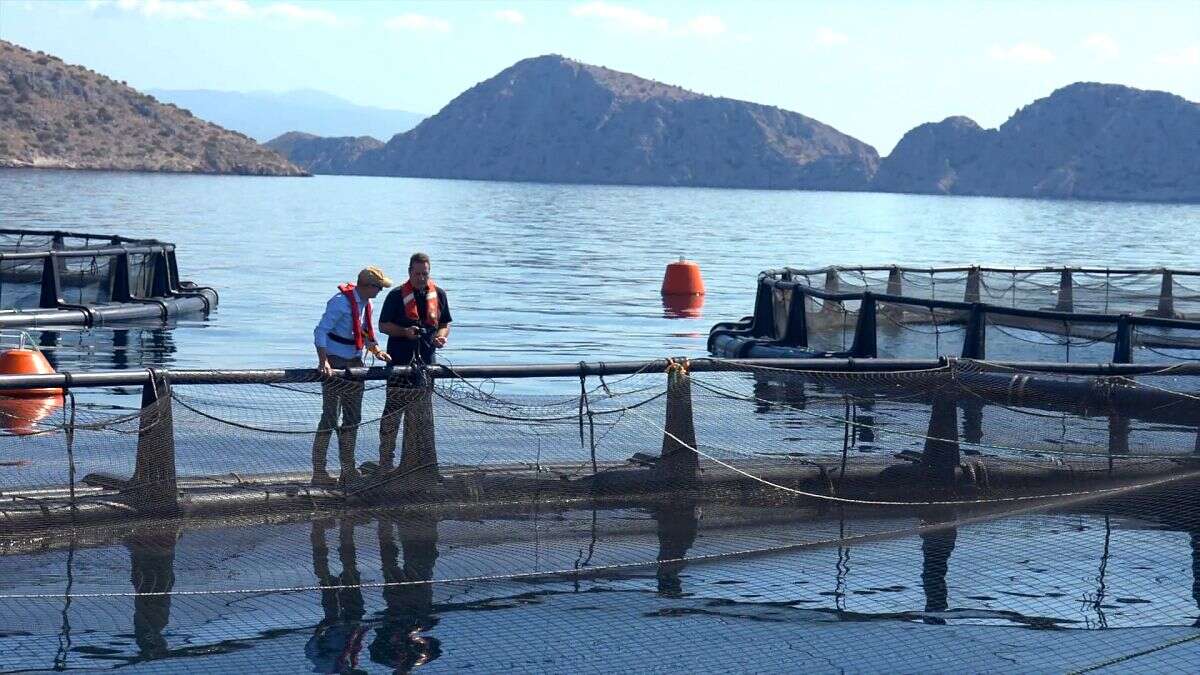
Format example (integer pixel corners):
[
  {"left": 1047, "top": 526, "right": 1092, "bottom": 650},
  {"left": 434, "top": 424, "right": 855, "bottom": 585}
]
[{"left": 377, "top": 253, "right": 451, "bottom": 477}]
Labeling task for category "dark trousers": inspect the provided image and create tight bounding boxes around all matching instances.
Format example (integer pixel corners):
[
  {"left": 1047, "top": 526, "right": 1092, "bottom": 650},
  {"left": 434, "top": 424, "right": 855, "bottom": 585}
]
[
  {"left": 312, "top": 355, "right": 364, "bottom": 475},
  {"left": 379, "top": 382, "right": 437, "bottom": 475}
]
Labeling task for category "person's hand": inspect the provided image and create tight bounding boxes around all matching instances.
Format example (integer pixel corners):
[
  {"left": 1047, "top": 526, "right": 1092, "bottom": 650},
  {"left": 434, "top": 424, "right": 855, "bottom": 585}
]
[
  {"left": 375, "top": 349, "right": 392, "bottom": 362},
  {"left": 317, "top": 359, "right": 333, "bottom": 377},
  {"left": 433, "top": 335, "right": 447, "bottom": 348}
]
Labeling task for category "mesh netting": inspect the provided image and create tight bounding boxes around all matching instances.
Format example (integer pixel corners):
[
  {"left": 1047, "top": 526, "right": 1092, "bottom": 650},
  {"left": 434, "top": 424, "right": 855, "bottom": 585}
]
[
  {"left": 745, "top": 266, "right": 1200, "bottom": 364},
  {"left": 3, "top": 360, "right": 1200, "bottom": 671}
]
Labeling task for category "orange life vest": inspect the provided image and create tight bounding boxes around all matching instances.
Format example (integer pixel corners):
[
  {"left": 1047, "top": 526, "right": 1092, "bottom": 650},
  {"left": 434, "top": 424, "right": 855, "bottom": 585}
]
[
  {"left": 401, "top": 280, "right": 440, "bottom": 327},
  {"left": 337, "top": 283, "right": 375, "bottom": 351}
]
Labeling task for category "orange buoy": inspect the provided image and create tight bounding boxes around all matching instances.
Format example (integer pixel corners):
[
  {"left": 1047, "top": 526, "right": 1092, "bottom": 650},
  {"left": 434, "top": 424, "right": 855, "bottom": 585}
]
[
  {"left": 0, "top": 348, "right": 62, "bottom": 397},
  {"left": 0, "top": 394, "right": 62, "bottom": 435},
  {"left": 661, "top": 258, "right": 705, "bottom": 297}
]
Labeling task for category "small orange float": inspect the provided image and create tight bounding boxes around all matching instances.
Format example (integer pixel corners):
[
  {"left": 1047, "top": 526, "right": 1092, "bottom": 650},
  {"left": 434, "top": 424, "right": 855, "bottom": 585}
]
[
  {"left": 661, "top": 258, "right": 705, "bottom": 297},
  {"left": 0, "top": 348, "right": 62, "bottom": 397}
]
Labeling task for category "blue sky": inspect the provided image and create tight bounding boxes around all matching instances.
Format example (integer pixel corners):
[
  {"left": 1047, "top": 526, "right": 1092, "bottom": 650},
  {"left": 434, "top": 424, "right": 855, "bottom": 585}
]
[{"left": 1, "top": 0, "right": 1197, "bottom": 153}]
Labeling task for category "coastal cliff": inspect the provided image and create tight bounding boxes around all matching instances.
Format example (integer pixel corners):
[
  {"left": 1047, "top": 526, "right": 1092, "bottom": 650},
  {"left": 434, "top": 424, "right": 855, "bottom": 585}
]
[
  {"left": 874, "top": 83, "right": 1200, "bottom": 202},
  {"left": 0, "top": 40, "right": 305, "bottom": 176}
]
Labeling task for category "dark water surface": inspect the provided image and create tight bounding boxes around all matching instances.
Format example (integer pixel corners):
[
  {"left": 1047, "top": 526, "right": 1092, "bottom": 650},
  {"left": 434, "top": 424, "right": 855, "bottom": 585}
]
[{"left": 3, "top": 504, "right": 1199, "bottom": 673}]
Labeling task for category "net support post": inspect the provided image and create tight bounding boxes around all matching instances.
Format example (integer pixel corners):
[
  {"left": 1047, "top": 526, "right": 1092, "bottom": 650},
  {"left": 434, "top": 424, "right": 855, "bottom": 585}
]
[
  {"left": 149, "top": 251, "right": 173, "bottom": 298},
  {"left": 1055, "top": 269, "right": 1074, "bottom": 312},
  {"left": 400, "top": 383, "right": 439, "bottom": 485},
  {"left": 1108, "top": 413, "right": 1130, "bottom": 456},
  {"left": 849, "top": 293, "right": 877, "bottom": 358},
  {"left": 960, "top": 304, "right": 987, "bottom": 360},
  {"left": 1113, "top": 315, "right": 1133, "bottom": 364},
  {"left": 887, "top": 266, "right": 903, "bottom": 297},
  {"left": 820, "top": 268, "right": 841, "bottom": 314},
  {"left": 750, "top": 281, "right": 774, "bottom": 338},
  {"left": 38, "top": 254, "right": 62, "bottom": 309},
  {"left": 111, "top": 252, "right": 133, "bottom": 302},
  {"left": 127, "top": 370, "right": 179, "bottom": 514},
  {"left": 780, "top": 287, "right": 809, "bottom": 347},
  {"left": 963, "top": 266, "right": 981, "bottom": 304},
  {"left": 660, "top": 366, "right": 699, "bottom": 481},
  {"left": 1157, "top": 270, "right": 1175, "bottom": 318},
  {"left": 921, "top": 392, "right": 960, "bottom": 487}
]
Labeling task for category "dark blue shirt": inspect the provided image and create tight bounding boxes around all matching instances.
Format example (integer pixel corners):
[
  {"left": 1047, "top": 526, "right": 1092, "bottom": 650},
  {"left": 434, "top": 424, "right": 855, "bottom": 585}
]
[{"left": 379, "top": 285, "right": 451, "bottom": 366}]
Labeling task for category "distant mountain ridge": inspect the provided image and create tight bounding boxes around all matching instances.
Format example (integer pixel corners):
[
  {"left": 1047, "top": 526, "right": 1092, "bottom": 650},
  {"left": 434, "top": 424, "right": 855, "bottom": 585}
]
[
  {"left": 0, "top": 40, "right": 303, "bottom": 175},
  {"left": 147, "top": 88, "right": 424, "bottom": 142},
  {"left": 277, "top": 55, "right": 880, "bottom": 190},
  {"left": 874, "top": 83, "right": 1200, "bottom": 202},
  {"left": 264, "top": 132, "right": 383, "bottom": 174}
]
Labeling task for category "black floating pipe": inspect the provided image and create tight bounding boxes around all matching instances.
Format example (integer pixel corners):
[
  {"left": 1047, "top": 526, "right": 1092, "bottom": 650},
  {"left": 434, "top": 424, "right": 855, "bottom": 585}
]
[
  {"left": 11, "top": 358, "right": 1200, "bottom": 392},
  {"left": 849, "top": 293, "right": 878, "bottom": 358}
]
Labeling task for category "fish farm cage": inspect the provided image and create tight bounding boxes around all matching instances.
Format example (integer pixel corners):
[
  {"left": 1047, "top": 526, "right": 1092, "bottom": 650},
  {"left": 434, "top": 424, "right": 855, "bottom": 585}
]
[
  {"left": 3, "top": 357, "right": 1200, "bottom": 670},
  {"left": 0, "top": 228, "right": 217, "bottom": 328},
  {"left": 710, "top": 265, "right": 1200, "bottom": 364}
]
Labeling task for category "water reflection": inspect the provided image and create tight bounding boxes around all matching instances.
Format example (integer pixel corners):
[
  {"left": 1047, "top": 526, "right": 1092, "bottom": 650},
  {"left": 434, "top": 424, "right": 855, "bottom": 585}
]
[
  {"left": 654, "top": 500, "right": 699, "bottom": 597},
  {"left": 14, "top": 498, "right": 1200, "bottom": 671},
  {"left": 33, "top": 325, "right": 178, "bottom": 372},
  {"left": 126, "top": 527, "right": 179, "bottom": 660},
  {"left": 919, "top": 508, "right": 957, "bottom": 625}
]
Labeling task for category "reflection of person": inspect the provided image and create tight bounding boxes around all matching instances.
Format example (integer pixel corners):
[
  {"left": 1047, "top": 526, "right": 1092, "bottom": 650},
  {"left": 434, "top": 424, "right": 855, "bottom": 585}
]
[
  {"left": 371, "top": 513, "right": 441, "bottom": 670},
  {"left": 378, "top": 253, "right": 452, "bottom": 477},
  {"left": 307, "top": 518, "right": 368, "bottom": 673},
  {"left": 311, "top": 267, "right": 392, "bottom": 486},
  {"left": 126, "top": 528, "right": 179, "bottom": 660}
]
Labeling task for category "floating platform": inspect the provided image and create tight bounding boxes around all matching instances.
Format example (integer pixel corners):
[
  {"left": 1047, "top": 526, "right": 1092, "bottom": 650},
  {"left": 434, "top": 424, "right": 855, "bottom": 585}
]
[
  {"left": 0, "top": 228, "right": 217, "bottom": 327},
  {"left": 710, "top": 265, "right": 1200, "bottom": 362}
]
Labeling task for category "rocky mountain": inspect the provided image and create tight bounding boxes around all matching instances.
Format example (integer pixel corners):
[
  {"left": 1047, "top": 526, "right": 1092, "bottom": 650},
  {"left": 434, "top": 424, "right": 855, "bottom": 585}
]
[
  {"left": 0, "top": 41, "right": 305, "bottom": 176},
  {"left": 330, "top": 55, "right": 879, "bottom": 190},
  {"left": 874, "top": 83, "right": 1200, "bottom": 202},
  {"left": 147, "top": 88, "right": 424, "bottom": 142},
  {"left": 264, "top": 131, "right": 383, "bottom": 174}
]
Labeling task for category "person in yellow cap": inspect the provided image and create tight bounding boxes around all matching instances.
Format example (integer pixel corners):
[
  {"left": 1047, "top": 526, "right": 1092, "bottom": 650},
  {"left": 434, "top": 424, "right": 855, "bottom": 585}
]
[{"left": 311, "top": 266, "right": 392, "bottom": 486}]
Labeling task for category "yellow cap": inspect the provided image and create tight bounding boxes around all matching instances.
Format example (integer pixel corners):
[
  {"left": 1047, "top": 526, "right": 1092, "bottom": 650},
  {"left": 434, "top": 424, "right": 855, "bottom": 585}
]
[{"left": 357, "top": 266, "right": 393, "bottom": 288}]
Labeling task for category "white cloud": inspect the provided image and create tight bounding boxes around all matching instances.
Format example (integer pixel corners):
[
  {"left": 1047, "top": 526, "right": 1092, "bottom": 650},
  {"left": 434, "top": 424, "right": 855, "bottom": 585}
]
[
  {"left": 1082, "top": 33, "right": 1119, "bottom": 60},
  {"left": 1155, "top": 45, "right": 1200, "bottom": 66},
  {"left": 989, "top": 42, "right": 1055, "bottom": 64},
  {"left": 682, "top": 15, "right": 725, "bottom": 37},
  {"left": 571, "top": 2, "right": 668, "bottom": 33},
  {"left": 87, "top": 0, "right": 341, "bottom": 25},
  {"left": 384, "top": 14, "right": 452, "bottom": 33},
  {"left": 814, "top": 27, "right": 848, "bottom": 47},
  {"left": 571, "top": 2, "right": 727, "bottom": 38},
  {"left": 492, "top": 9, "right": 526, "bottom": 26}
]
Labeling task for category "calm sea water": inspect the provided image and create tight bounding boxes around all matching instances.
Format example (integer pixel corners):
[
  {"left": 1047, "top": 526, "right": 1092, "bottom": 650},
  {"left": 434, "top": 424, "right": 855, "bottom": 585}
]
[
  {"left": 2, "top": 169, "right": 1199, "bottom": 373},
  {"left": 4, "top": 170, "right": 1200, "bottom": 671}
]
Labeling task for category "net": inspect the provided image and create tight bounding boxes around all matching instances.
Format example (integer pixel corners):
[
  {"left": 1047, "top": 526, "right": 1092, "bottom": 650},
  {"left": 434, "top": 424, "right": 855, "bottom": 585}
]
[
  {"left": 717, "top": 266, "right": 1200, "bottom": 365},
  {"left": 3, "top": 359, "right": 1200, "bottom": 671}
]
